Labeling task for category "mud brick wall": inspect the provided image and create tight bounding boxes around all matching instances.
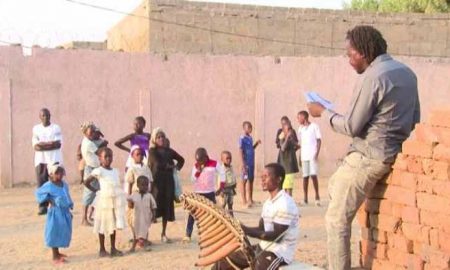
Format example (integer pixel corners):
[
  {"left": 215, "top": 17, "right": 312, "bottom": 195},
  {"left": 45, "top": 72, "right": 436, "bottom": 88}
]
[{"left": 357, "top": 109, "right": 450, "bottom": 270}]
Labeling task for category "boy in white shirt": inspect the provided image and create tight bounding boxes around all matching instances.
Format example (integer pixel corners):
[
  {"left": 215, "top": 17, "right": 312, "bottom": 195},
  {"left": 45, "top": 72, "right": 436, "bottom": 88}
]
[
  {"left": 32, "top": 108, "right": 62, "bottom": 215},
  {"left": 297, "top": 111, "right": 322, "bottom": 206}
]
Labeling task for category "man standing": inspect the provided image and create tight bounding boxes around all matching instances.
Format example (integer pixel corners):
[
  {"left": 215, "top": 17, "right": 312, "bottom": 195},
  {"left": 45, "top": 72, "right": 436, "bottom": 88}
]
[
  {"left": 308, "top": 26, "right": 420, "bottom": 270},
  {"left": 297, "top": 110, "right": 321, "bottom": 206},
  {"left": 32, "top": 108, "right": 63, "bottom": 215}
]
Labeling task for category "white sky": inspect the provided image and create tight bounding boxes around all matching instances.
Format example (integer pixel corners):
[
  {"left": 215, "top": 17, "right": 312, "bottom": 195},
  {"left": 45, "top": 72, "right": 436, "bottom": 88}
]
[{"left": 0, "top": 0, "right": 344, "bottom": 48}]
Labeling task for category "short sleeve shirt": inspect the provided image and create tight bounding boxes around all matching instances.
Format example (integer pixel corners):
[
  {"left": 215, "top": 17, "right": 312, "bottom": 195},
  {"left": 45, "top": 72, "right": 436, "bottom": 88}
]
[
  {"left": 125, "top": 163, "right": 154, "bottom": 194},
  {"left": 81, "top": 137, "right": 100, "bottom": 168},
  {"left": 239, "top": 135, "right": 254, "bottom": 167},
  {"left": 32, "top": 123, "right": 63, "bottom": 166},
  {"left": 298, "top": 122, "right": 322, "bottom": 161},
  {"left": 259, "top": 190, "right": 299, "bottom": 264}
]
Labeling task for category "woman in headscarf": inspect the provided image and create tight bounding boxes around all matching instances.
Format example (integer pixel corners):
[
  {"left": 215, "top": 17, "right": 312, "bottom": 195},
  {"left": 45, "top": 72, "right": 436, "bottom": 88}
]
[{"left": 148, "top": 128, "right": 185, "bottom": 243}]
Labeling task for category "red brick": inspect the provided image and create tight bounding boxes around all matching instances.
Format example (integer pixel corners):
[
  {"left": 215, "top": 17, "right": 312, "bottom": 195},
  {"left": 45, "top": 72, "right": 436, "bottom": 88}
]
[
  {"left": 415, "top": 123, "right": 439, "bottom": 145},
  {"left": 385, "top": 185, "right": 417, "bottom": 207},
  {"left": 431, "top": 161, "right": 450, "bottom": 181},
  {"left": 375, "top": 243, "right": 388, "bottom": 259},
  {"left": 417, "top": 193, "right": 450, "bottom": 215},
  {"left": 401, "top": 223, "right": 422, "bottom": 242},
  {"left": 401, "top": 206, "right": 420, "bottom": 224},
  {"left": 420, "top": 244, "right": 450, "bottom": 269},
  {"left": 368, "top": 183, "right": 388, "bottom": 199},
  {"left": 439, "top": 231, "right": 450, "bottom": 254},
  {"left": 372, "top": 258, "right": 400, "bottom": 270},
  {"left": 360, "top": 239, "right": 377, "bottom": 256},
  {"left": 423, "top": 264, "right": 445, "bottom": 270},
  {"left": 402, "top": 139, "right": 434, "bottom": 158},
  {"left": 370, "top": 214, "right": 401, "bottom": 233},
  {"left": 392, "top": 170, "right": 405, "bottom": 186},
  {"left": 433, "top": 144, "right": 450, "bottom": 162},
  {"left": 429, "top": 109, "right": 450, "bottom": 128},
  {"left": 407, "top": 156, "right": 424, "bottom": 174},
  {"left": 417, "top": 174, "right": 434, "bottom": 193},
  {"left": 407, "top": 254, "right": 425, "bottom": 270},
  {"left": 360, "top": 254, "right": 374, "bottom": 269},
  {"left": 429, "top": 229, "right": 439, "bottom": 249},
  {"left": 393, "top": 153, "right": 409, "bottom": 171},
  {"left": 361, "top": 227, "right": 371, "bottom": 240},
  {"left": 387, "top": 248, "right": 410, "bottom": 267},
  {"left": 390, "top": 233, "right": 414, "bottom": 253},
  {"left": 400, "top": 172, "right": 417, "bottom": 191},
  {"left": 433, "top": 127, "right": 450, "bottom": 147},
  {"left": 392, "top": 203, "right": 404, "bottom": 219},
  {"left": 373, "top": 229, "right": 388, "bottom": 244},
  {"left": 357, "top": 208, "right": 370, "bottom": 228},
  {"left": 431, "top": 179, "right": 450, "bottom": 199},
  {"left": 421, "top": 210, "right": 450, "bottom": 234},
  {"left": 422, "top": 159, "right": 434, "bottom": 175}
]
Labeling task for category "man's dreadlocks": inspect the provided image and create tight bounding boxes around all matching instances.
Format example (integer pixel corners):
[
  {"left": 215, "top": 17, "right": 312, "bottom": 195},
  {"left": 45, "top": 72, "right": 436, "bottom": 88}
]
[{"left": 346, "top": 25, "right": 387, "bottom": 64}]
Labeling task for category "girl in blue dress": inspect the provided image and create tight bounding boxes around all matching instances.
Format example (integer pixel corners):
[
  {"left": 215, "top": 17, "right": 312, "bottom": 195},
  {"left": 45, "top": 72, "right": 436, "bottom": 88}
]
[{"left": 36, "top": 163, "right": 73, "bottom": 265}]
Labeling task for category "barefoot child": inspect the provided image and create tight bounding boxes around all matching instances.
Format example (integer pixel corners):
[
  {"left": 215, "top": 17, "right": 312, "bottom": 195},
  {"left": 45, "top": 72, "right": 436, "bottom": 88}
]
[
  {"left": 125, "top": 145, "right": 154, "bottom": 195},
  {"left": 239, "top": 121, "right": 261, "bottom": 207},
  {"left": 85, "top": 147, "right": 126, "bottom": 257},
  {"left": 183, "top": 148, "right": 224, "bottom": 243},
  {"left": 35, "top": 163, "right": 73, "bottom": 265},
  {"left": 81, "top": 123, "right": 108, "bottom": 226},
  {"left": 216, "top": 151, "right": 237, "bottom": 217},
  {"left": 127, "top": 175, "right": 157, "bottom": 252}
]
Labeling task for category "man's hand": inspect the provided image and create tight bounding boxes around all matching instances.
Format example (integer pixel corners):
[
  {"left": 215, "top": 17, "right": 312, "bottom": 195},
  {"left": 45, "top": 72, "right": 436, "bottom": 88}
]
[
  {"left": 255, "top": 139, "right": 261, "bottom": 145},
  {"left": 307, "top": 102, "right": 325, "bottom": 118}
]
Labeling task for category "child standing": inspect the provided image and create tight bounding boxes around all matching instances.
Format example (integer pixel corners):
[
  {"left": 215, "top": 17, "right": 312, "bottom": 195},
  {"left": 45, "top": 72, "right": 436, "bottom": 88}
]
[
  {"left": 85, "top": 147, "right": 126, "bottom": 257},
  {"left": 276, "top": 116, "right": 299, "bottom": 196},
  {"left": 125, "top": 145, "right": 154, "bottom": 195},
  {"left": 115, "top": 116, "right": 151, "bottom": 169},
  {"left": 35, "top": 163, "right": 73, "bottom": 265},
  {"left": 127, "top": 175, "right": 157, "bottom": 252},
  {"left": 81, "top": 123, "right": 108, "bottom": 226},
  {"left": 216, "top": 151, "right": 237, "bottom": 217},
  {"left": 239, "top": 121, "right": 261, "bottom": 207},
  {"left": 78, "top": 123, "right": 107, "bottom": 184},
  {"left": 183, "top": 148, "right": 224, "bottom": 243}
]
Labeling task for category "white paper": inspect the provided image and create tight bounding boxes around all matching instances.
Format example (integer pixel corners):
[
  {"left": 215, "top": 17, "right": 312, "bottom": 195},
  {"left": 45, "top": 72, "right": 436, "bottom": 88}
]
[{"left": 304, "top": 91, "right": 334, "bottom": 110}]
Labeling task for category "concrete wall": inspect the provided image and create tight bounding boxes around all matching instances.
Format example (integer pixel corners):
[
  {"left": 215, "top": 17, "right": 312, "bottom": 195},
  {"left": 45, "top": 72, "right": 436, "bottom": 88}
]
[
  {"left": 107, "top": 0, "right": 150, "bottom": 52},
  {"left": 0, "top": 46, "right": 450, "bottom": 187},
  {"left": 107, "top": 0, "right": 450, "bottom": 57}
]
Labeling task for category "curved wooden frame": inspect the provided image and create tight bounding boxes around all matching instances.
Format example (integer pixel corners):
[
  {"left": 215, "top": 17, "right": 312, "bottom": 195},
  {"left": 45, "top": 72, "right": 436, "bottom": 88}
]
[{"left": 180, "top": 193, "right": 255, "bottom": 269}]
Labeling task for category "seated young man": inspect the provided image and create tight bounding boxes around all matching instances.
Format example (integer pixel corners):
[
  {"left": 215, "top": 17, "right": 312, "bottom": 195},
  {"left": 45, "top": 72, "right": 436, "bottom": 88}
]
[{"left": 213, "top": 163, "right": 299, "bottom": 270}]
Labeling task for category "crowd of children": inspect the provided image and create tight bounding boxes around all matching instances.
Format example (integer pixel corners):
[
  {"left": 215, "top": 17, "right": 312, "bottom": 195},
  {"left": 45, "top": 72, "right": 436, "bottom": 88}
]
[{"left": 35, "top": 115, "right": 265, "bottom": 264}]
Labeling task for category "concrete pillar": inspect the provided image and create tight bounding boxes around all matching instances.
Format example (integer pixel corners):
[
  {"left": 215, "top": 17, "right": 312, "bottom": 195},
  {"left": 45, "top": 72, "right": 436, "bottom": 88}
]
[{"left": 0, "top": 69, "right": 13, "bottom": 188}]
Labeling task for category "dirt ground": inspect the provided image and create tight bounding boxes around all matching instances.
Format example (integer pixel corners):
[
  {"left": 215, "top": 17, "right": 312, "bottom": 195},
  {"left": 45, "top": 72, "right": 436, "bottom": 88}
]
[{"left": 0, "top": 178, "right": 361, "bottom": 269}]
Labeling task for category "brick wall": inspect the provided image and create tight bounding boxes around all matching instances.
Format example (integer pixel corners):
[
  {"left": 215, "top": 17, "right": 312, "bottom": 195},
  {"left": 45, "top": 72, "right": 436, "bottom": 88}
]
[
  {"left": 358, "top": 110, "right": 450, "bottom": 269},
  {"left": 108, "top": 0, "right": 450, "bottom": 57}
]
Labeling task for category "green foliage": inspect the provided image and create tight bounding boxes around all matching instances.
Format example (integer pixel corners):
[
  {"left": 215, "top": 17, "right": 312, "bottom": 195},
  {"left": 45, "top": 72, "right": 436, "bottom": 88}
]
[{"left": 343, "top": 0, "right": 449, "bottom": 13}]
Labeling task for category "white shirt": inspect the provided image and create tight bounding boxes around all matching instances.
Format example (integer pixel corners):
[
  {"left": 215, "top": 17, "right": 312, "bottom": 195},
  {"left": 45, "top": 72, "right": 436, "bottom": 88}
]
[
  {"left": 298, "top": 122, "right": 322, "bottom": 161},
  {"left": 32, "top": 123, "right": 63, "bottom": 166},
  {"left": 81, "top": 137, "right": 100, "bottom": 168},
  {"left": 259, "top": 190, "right": 299, "bottom": 264}
]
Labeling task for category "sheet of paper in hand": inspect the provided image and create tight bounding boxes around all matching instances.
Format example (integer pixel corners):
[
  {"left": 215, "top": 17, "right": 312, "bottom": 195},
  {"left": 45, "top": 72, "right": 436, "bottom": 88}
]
[{"left": 304, "top": 91, "right": 334, "bottom": 111}]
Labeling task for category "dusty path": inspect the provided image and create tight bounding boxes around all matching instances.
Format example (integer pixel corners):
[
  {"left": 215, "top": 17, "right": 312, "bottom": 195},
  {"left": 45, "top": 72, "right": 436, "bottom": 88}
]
[{"left": 0, "top": 179, "right": 361, "bottom": 269}]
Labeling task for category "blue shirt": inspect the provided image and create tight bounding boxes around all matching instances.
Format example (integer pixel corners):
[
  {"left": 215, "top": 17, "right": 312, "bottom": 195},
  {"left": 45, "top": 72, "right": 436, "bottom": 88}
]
[{"left": 239, "top": 135, "right": 255, "bottom": 167}]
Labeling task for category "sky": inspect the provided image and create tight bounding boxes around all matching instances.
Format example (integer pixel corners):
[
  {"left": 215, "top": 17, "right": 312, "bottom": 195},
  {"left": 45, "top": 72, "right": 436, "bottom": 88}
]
[{"left": 0, "top": 0, "right": 344, "bottom": 48}]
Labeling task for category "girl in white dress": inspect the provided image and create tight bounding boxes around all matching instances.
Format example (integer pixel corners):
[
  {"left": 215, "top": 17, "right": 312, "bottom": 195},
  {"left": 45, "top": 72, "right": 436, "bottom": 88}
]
[{"left": 85, "top": 147, "right": 126, "bottom": 257}]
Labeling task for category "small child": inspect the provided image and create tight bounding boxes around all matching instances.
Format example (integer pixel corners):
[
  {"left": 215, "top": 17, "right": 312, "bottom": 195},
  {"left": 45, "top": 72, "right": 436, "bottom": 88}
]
[
  {"left": 77, "top": 123, "right": 107, "bottom": 184},
  {"left": 85, "top": 147, "right": 126, "bottom": 257},
  {"left": 127, "top": 176, "right": 157, "bottom": 252},
  {"left": 35, "top": 163, "right": 73, "bottom": 265},
  {"left": 81, "top": 123, "right": 108, "bottom": 226},
  {"left": 183, "top": 148, "right": 224, "bottom": 243},
  {"left": 239, "top": 121, "right": 261, "bottom": 207},
  {"left": 216, "top": 151, "right": 237, "bottom": 217},
  {"left": 125, "top": 145, "right": 154, "bottom": 195}
]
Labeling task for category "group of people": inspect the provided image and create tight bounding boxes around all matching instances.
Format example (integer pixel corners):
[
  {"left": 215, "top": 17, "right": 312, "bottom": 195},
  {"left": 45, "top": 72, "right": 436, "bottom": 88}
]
[{"left": 32, "top": 25, "right": 421, "bottom": 270}]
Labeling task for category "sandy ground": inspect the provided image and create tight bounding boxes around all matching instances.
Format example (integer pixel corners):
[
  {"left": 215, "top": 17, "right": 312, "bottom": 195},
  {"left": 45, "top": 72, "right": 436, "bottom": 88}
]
[{"left": 0, "top": 178, "right": 361, "bottom": 270}]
